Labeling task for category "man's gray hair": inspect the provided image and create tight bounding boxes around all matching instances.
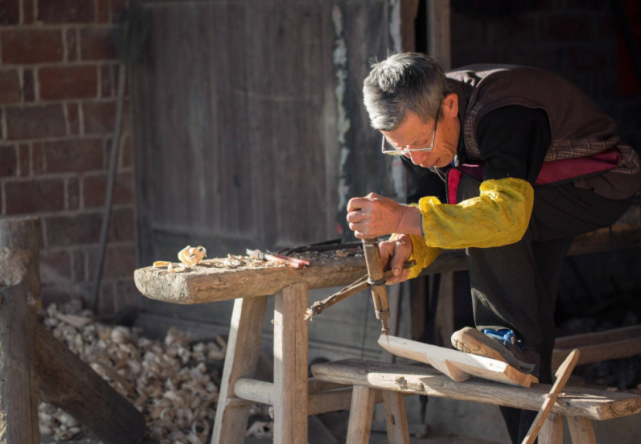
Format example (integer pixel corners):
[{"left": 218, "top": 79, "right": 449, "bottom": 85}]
[{"left": 363, "top": 53, "right": 448, "bottom": 131}]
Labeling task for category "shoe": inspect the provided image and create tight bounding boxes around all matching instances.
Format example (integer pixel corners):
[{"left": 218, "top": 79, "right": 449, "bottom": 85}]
[{"left": 451, "top": 327, "right": 538, "bottom": 374}]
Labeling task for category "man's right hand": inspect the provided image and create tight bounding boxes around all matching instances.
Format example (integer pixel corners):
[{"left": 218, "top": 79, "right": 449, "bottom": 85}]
[{"left": 379, "top": 234, "right": 413, "bottom": 285}]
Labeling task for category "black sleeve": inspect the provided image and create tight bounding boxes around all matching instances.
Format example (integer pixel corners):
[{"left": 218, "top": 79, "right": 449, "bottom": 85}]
[
  {"left": 476, "top": 105, "right": 551, "bottom": 185},
  {"left": 401, "top": 156, "right": 447, "bottom": 205}
]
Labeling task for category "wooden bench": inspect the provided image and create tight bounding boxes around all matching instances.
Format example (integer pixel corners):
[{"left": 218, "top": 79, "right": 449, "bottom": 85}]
[{"left": 311, "top": 359, "right": 641, "bottom": 444}]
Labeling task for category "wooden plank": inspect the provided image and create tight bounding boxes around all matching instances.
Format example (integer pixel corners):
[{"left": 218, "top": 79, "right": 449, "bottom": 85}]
[
  {"left": 382, "top": 391, "right": 411, "bottom": 444},
  {"left": 135, "top": 224, "right": 641, "bottom": 304},
  {"left": 539, "top": 413, "right": 563, "bottom": 444},
  {"left": 553, "top": 338, "right": 641, "bottom": 369},
  {"left": 273, "top": 282, "right": 309, "bottom": 444},
  {"left": 522, "top": 350, "right": 581, "bottom": 444},
  {"left": 427, "top": 0, "right": 451, "bottom": 70},
  {"left": 36, "top": 323, "right": 146, "bottom": 444},
  {"left": 211, "top": 296, "right": 268, "bottom": 444},
  {"left": 555, "top": 325, "right": 641, "bottom": 350},
  {"left": 0, "top": 217, "right": 41, "bottom": 444},
  {"left": 567, "top": 417, "right": 597, "bottom": 444},
  {"left": 378, "top": 335, "right": 536, "bottom": 387},
  {"left": 310, "top": 359, "right": 641, "bottom": 420},
  {"left": 346, "top": 386, "right": 377, "bottom": 444},
  {"left": 435, "top": 271, "right": 455, "bottom": 347}
]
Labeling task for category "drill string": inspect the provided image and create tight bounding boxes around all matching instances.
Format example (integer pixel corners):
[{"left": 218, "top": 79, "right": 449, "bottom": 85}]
[{"left": 303, "top": 260, "right": 415, "bottom": 321}]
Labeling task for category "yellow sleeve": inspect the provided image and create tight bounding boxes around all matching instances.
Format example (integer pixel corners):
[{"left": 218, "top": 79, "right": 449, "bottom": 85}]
[{"left": 418, "top": 177, "right": 534, "bottom": 250}]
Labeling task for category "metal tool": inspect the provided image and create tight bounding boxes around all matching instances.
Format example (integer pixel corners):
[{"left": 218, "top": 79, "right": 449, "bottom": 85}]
[
  {"left": 304, "top": 260, "right": 415, "bottom": 320},
  {"left": 246, "top": 249, "right": 311, "bottom": 269},
  {"left": 362, "top": 238, "right": 391, "bottom": 335}
]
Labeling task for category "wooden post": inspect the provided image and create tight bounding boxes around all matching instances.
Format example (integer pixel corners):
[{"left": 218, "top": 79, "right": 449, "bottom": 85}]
[
  {"left": 382, "top": 390, "right": 411, "bottom": 444},
  {"left": 273, "top": 282, "right": 309, "bottom": 444},
  {"left": 567, "top": 416, "right": 597, "bottom": 444},
  {"left": 0, "top": 217, "right": 41, "bottom": 443},
  {"left": 36, "top": 322, "right": 146, "bottom": 444},
  {"left": 427, "top": 0, "right": 451, "bottom": 70},
  {"left": 211, "top": 296, "right": 268, "bottom": 444},
  {"left": 436, "top": 271, "right": 455, "bottom": 347},
  {"left": 346, "top": 386, "right": 377, "bottom": 444},
  {"left": 539, "top": 413, "right": 563, "bottom": 444}
]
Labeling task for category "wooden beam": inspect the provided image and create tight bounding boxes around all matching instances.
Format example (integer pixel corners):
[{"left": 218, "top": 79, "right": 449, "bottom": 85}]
[
  {"left": 553, "top": 338, "right": 641, "bottom": 369},
  {"left": 273, "top": 282, "right": 309, "bottom": 444},
  {"left": 0, "top": 217, "right": 41, "bottom": 443},
  {"left": 346, "top": 386, "right": 377, "bottom": 444},
  {"left": 382, "top": 391, "right": 411, "bottom": 444},
  {"left": 211, "top": 296, "right": 268, "bottom": 444},
  {"left": 36, "top": 323, "right": 146, "bottom": 444},
  {"left": 435, "top": 271, "right": 455, "bottom": 347},
  {"left": 427, "top": 0, "right": 451, "bottom": 70},
  {"left": 134, "top": 224, "right": 641, "bottom": 304},
  {"left": 555, "top": 325, "right": 641, "bottom": 350},
  {"left": 539, "top": 413, "right": 563, "bottom": 444},
  {"left": 310, "top": 359, "right": 641, "bottom": 420},
  {"left": 378, "top": 335, "right": 537, "bottom": 387},
  {"left": 567, "top": 417, "right": 597, "bottom": 444}
]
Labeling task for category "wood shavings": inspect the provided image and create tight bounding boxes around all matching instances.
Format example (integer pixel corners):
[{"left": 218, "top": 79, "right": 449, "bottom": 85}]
[
  {"left": 245, "top": 421, "right": 274, "bottom": 439},
  {"left": 38, "top": 301, "right": 231, "bottom": 444}
]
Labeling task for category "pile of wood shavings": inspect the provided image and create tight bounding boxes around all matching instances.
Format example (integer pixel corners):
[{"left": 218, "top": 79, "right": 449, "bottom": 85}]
[
  {"left": 204, "top": 249, "right": 362, "bottom": 270},
  {"left": 39, "top": 301, "right": 233, "bottom": 443}
]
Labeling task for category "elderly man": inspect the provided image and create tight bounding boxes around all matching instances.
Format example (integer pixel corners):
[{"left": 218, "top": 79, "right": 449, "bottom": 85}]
[{"left": 346, "top": 53, "right": 641, "bottom": 442}]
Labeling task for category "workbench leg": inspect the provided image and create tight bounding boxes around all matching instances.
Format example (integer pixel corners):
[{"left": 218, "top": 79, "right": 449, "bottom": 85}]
[
  {"left": 539, "top": 413, "right": 563, "bottom": 444},
  {"left": 567, "top": 416, "right": 597, "bottom": 444},
  {"left": 382, "top": 390, "right": 411, "bottom": 444},
  {"left": 273, "top": 282, "right": 309, "bottom": 444},
  {"left": 210, "top": 296, "right": 268, "bottom": 444},
  {"left": 346, "top": 386, "right": 377, "bottom": 444}
]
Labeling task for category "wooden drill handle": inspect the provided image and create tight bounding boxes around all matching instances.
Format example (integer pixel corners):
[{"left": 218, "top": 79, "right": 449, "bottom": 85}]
[{"left": 361, "top": 238, "right": 390, "bottom": 324}]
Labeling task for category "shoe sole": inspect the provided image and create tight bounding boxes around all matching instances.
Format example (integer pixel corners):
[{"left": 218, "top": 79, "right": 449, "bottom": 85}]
[{"left": 451, "top": 327, "right": 535, "bottom": 373}]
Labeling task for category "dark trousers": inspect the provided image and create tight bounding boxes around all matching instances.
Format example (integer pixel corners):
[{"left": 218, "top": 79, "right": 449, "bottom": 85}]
[{"left": 457, "top": 174, "right": 635, "bottom": 443}]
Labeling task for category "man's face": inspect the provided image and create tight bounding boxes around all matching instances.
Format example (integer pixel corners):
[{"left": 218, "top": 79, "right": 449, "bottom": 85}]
[{"left": 381, "top": 94, "right": 460, "bottom": 168}]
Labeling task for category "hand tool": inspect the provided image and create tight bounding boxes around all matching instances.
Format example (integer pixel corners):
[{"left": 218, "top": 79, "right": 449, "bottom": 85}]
[
  {"left": 304, "top": 260, "right": 415, "bottom": 320},
  {"left": 362, "top": 238, "right": 391, "bottom": 335},
  {"left": 246, "top": 249, "right": 311, "bottom": 269},
  {"left": 278, "top": 239, "right": 363, "bottom": 255}
]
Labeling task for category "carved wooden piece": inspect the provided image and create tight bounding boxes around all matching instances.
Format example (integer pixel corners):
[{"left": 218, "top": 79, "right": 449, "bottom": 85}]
[
  {"left": 382, "top": 390, "right": 411, "bottom": 444},
  {"left": 211, "top": 296, "right": 268, "bottom": 444},
  {"left": 273, "top": 282, "right": 309, "bottom": 444},
  {"left": 135, "top": 225, "right": 641, "bottom": 304},
  {"left": 36, "top": 323, "right": 146, "bottom": 444},
  {"left": 346, "top": 386, "right": 377, "bottom": 444},
  {"left": 378, "top": 335, "right": 537, "bottom": 387},
  {"left": 0, "top": 217, "right": 41, "bottom": 443},
  {"left": 311, "top": 359, "right": 641, "bottom": 420},
  {"left": 522, "top": 350, "right": 581, "bottom": 444}
]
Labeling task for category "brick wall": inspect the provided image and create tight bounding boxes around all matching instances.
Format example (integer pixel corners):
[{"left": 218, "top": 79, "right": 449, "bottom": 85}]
[
  {"left": 0, "top": 0, "right": 138, "bottom": 315},
  {"left": 450, "top": 0, "right": 641, "bottom": 151}
]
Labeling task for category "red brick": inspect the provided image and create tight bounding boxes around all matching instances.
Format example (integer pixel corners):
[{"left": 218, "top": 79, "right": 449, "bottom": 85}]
[
  {"left": 40, "top": 284, "right": 74, "bottom": 308},
  {"left": 23, "top": 69, "right": 35, "bottom": 102},
  {"left": 109, "top": 207, "right": 135, "bottom": 242},
  {"left": 32, "top": 142, "right": 44, "bottom": 174},
  {"left": 83, "top": 101, "right": 116, "bottom": 134},
  {"left": 111, "top": 0, "right": 127, "bottom": 22},
  {"left": 541, "top": 15, "right": 594, "bottom": 42},
  {"left": 119, "top": 133, "right": 132, "bottom": 168},
  {"left": 83, "top": 172, "right": 133, "bottom": 208},
  {"left": 97, "top": 0, "right": 109, "bottom": 22},
  {"left": 114, "top": 280, "right": 140, "bottom": 311},
  {"left": 0, "top": 0, "right": 19, "bottom": 24},
  {"left": 88, "top": 244, "right": 136, "bottom": 279},
  {"left": 67, "top": 103, "right": 80, "bottom": 135},
  {"left": 0, "top": 70, "right": 20, "bottom": 104},
  {"left": 65, "top": 29, "right": 78, "bottom": 61},
  {"left": 39, "top": 66, "right": 98, "bottom": 101},
  {"left": 6, "top": 104, "right": 66, "bottom": 140},
  {"left": 1, "top": 29, "right": 63, "bottom": 64},
  {"left": 45, "top": 212, "right": 102, "bottom": 247},
  {"left": 0, "top": 145, "right": 17, "bottom": 176},
  {"left": 5, "top": 179, "right": 65, "bottom": 215},
  {"left": 80, "top": 28, "right": 116, "bottom": 61},
  {"left": 18, "top": 144, "right": 29, "bottom": 177},
  {"left": 23, "top": 0, "right": 34, "bottom": 24},
  {"left": 40, "top": 249, "right": 72, "bottom": 283},
  {"left": 68, "top": 177, "right": 79, "bottom": 210},
  {"left": 488, "top": 18, "right": 537, "bottom": 47},
  {"left": 43, "top": 138, "right": 104, "bottom": 173},
  {"left": 100, "top": 64, "right": 113, "bottom": 97},
  {"left": 37, "top": 0, "right": 94, "bottom": 23},
  {"left": 72, "top": 249, "right": 86, "bottom": 282}
]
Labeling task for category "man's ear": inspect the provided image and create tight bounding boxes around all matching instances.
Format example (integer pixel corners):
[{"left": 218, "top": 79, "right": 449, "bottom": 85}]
[{"left": 442, "top": 92, "right": 459, "bottom": 118}]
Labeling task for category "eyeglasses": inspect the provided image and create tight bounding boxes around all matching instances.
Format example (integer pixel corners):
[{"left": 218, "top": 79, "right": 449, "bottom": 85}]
[{"left": 381, "top": 114, "right": 438, "bottom": 156}]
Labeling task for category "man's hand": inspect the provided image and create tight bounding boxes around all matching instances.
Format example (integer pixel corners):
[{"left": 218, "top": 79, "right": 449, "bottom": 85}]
[
  {"left": 380, "top": 235, "right": 413, "bottom": 285},
  {"left": 346, "top": 193, "right": 404, "bottom": 239}
]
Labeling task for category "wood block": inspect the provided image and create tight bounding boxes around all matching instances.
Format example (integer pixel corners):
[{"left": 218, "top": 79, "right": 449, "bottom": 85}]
[{"left": 378, "top": 335, "right": 537, "bottom": 387}]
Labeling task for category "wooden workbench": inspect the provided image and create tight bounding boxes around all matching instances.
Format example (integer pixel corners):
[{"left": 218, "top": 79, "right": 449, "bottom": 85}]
[{"left": 134, "top": 223, "right": 641, "bottom": 444}]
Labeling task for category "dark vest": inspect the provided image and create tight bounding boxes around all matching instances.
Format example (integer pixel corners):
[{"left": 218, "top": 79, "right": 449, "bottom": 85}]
[{"left": 446, "top": 64, "right": 641, "bottom": 199}]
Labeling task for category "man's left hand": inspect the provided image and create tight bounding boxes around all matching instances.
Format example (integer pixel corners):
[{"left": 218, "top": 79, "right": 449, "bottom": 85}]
[{"left": 346, "top": 193, "right": 404, "bottom": 239}]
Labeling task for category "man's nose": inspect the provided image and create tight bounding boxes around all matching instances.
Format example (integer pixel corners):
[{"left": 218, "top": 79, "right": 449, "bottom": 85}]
[{"left": 408, "top": 150, "right": 426, "bottom": 165}]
